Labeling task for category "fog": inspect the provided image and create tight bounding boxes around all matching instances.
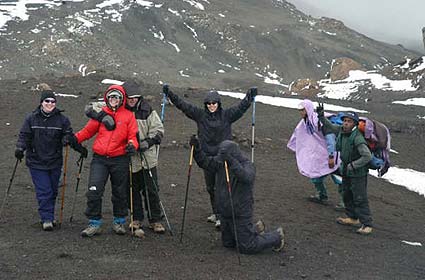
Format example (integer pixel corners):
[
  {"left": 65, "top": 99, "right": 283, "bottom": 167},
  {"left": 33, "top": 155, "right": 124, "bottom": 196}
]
[{"left": 287, "top": 0, "right": 424, "bottom": 53}]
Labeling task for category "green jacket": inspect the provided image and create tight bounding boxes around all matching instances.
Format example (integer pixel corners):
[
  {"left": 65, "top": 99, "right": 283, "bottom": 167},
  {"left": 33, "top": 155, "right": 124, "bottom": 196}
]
[{"left": 320, "top": 115, "right": 372, "bottom": 177}]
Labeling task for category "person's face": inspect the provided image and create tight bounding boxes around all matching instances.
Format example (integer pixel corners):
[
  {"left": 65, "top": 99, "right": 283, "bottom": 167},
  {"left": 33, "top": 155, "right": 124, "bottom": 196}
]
[
  {"left": 298, "top": 108, "right": 307, "bottom": 119},
  {"left": 206, "top": 101, "right": 218, "bottom": 113},
  {"left": 126, "top": 97, "right": 138, "bottom": 108},
  {"left": 108, "top": 95, "right": 121, "bottom": 109},
  {"left": 41, "top": 98, "right": 56, "bottom": 113},
  {"left": 342, "top": 117, "right": 356, "bottom": 132}
]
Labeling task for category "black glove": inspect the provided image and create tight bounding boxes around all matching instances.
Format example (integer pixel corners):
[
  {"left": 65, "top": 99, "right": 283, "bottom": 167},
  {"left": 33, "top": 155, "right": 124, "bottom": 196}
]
[
  {"left": 75, "top": 145, "right": 88, "bottom": 158},
  {"left": 246, "top": 87, "right": 257, "bottom": 102},
  {"left": 316, "top": 103, "right": 325, "bottom": 118},
  {"left": 15, "top": 148, "right": 24, "bottom": 161},
  {"left": 189, "top": 135, "right": 200, "bottom": 151},
  {"left": 125, "top": 142, "right": 136, "bottom": 156},
  {"left": 101, "top": 114, "right": 115, "bottom": 131},
  {"left": 163, "top": 84, "right": 169, "bottom": 96},
  {"left": 139, "top": 140, "right": 150, "bottom": 152},
  {"left": 63, "top": 134, "right": 78, "bottom": 147},
  {"left": 85, "top": 105, "right": 115, "bottom": 131}
]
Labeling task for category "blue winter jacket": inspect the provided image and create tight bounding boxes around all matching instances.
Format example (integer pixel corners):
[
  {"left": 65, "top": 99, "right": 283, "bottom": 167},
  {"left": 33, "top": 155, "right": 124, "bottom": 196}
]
[{"left": 16, "top": 107, "right": 73, "bottom": 170}]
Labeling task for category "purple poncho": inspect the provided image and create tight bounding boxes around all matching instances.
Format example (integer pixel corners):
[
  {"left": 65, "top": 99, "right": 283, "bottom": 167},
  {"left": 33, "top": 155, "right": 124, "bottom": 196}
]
[{"left": 287, "top": 99, "right": 340, "bottom": 178}]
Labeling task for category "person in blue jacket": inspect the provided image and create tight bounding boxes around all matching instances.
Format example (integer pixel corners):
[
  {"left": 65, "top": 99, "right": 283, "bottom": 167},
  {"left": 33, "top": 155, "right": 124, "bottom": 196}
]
[{"left": 15, "top": 90, "right": 87, "bottom": 231}]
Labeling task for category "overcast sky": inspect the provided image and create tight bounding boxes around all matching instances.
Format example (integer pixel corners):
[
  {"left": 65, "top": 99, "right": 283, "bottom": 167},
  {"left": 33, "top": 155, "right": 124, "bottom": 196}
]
[{"left": 287, "top": 0, "right": 424, "bottom": 53}]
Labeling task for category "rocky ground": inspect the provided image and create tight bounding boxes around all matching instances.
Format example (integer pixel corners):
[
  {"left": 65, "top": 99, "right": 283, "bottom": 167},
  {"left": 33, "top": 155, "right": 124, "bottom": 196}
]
[{"left": 0, "top": 74, "right": 424, "bottom": 279}]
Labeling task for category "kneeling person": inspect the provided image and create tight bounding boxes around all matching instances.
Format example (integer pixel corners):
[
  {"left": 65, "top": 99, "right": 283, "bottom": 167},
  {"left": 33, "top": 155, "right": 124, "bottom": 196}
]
[{"left": 191, "top": 137, "right": 285, "bottom": 254}]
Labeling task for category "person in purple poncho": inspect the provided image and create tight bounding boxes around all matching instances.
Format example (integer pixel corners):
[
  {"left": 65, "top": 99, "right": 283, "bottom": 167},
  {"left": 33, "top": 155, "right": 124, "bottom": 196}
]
[{"left": 287, "top": 99, "right": 344, "bottom": 210}]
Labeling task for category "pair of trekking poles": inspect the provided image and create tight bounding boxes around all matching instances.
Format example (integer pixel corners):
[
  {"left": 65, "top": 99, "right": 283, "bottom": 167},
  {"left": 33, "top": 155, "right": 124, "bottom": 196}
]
[
  {"left": 0, "top": 145, "right": 84, "bottom": 226},
  {"left": 128, "top": 151, "right": 173, "bottom": 236}
]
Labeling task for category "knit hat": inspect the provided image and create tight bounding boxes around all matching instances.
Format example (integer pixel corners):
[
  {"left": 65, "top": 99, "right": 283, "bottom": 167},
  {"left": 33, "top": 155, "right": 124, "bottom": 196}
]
[{"left": 40, "top": 90, "right": 56, "bottom": 103}]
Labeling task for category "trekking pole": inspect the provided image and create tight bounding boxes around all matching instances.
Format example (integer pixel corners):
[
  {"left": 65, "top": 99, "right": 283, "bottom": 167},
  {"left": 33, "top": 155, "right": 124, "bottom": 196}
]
[
  {"left": 58, "top": 145, "right": 69, "bottom": 228},
  {"left": 140, "top": 152, "right": 174, "bottom": 236},
  {"left": 138, "top": 152, "right": 152, "bottom": 221},
  {"left": 251, "top": 87, "right": 257, "bottom": 163},
  {"left": 180, "top": 144, "right": 195, "bottom": 243},
  {"left": 0, "top": 159, "right": 20, "bottom": 220},
  {"left": 69, "top": 156, "right": 84, "bottom": 223},
  {"left": 129, "top": 159, "right": 134, "bottom": 236},
  {"left": 224, "top": 160, "right": 241, "bottom": 265},
  {"left": 161, "top": 84, "right": 168, "bottom": 123}
]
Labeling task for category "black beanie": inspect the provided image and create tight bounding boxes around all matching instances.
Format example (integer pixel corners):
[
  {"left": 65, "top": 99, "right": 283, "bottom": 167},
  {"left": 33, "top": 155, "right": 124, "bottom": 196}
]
[{"left": 40, "top": 90, "right": 56, "bottom": 103}]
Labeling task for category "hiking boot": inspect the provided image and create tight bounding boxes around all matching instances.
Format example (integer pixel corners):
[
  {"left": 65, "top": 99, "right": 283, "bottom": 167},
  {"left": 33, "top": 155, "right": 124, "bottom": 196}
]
[
  {"left": 215, "top": 219, "right": 221, "bottom": 229},
  {"left": 112, "top": 223, "right": 126, "bottom": 235},
  {"left": 133, "top": 228, "right": 145, "bottom": 238},
  {"left": 336, "top": 217, "right": 361, "bottom": 227},
  {"left": 129, "top": 220, "right": 142, "bottom": 230},
  {"left": 81, "top": 224, "right": 102, "bottom": 237},
  {"left": 149, "top": 222, "right": 166, "bottom": 234},
  {"left": 308, "top": 195, "right": 329, "bottom": 205},
  {"left": 207, "top": 214, "right": 217, "bottom": 223},
  {"left": 334, "top": 203, "right": 345, "bottom": 212},
  {"left": 356, "top": 225, "right": 373, "bottom": 235},
  {"left": 255, "top": 220, "right": 266, "bottom": 235},
  {"left": 272, "top": 227, "right": 285, "bottom": 252},
  {"left": 42, "top": 221, "right": 54, "bottom": 231}
]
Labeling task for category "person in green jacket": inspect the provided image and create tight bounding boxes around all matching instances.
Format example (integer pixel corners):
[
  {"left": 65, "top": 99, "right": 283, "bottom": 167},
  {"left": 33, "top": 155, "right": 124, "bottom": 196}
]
[{"left": 316, "top": 106, "right": 373, "bottom": 235}]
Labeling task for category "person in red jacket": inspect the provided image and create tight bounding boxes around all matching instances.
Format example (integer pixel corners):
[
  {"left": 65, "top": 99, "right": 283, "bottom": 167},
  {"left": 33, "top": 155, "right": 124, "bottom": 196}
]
[{"left": 68, "top": 84, "right": 139, "bottom": 237}]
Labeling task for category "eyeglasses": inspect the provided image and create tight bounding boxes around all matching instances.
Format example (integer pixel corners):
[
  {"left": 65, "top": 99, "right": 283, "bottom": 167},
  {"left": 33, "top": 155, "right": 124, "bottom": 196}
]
[
  {"left": 206, "top": 102, "right": 217, "bottom": 105},
  {"left": 43, "top": 99, "right": 56, "bottom": 104}
]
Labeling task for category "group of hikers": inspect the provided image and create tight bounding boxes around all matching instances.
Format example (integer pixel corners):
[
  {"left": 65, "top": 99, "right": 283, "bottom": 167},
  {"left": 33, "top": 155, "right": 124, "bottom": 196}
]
[{"left": 13, "top": 79, "right": 388, "bottom": 255}]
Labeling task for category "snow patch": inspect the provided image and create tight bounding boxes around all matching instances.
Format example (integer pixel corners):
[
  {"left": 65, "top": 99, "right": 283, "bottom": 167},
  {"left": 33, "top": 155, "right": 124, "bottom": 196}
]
[
  {"left": 182, "top": 0, "right": 205, "bottom": 10},
  {"left": 401, "top": 241, "right": 422, "bottom": 247},
  {"left": 393, "top": 98, "right": 425, "bottom": 107},
  {"left": 101, "top": 79, "right": 124, "bottom": 85},
  {"left": 370, "top": 167, "right": 425, "bottom": 197}
]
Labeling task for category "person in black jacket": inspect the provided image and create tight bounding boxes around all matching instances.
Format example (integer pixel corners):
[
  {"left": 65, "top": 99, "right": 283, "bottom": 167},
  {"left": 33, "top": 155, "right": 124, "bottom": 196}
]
[
  {"left": 165, "top": 86, "right": 256, "bottom": 228},
  {"left": 190, "top": 136, "right": 284, "bottom": 254},
  {"left": 15, "top": 90, "right": 87, "bottom": 231}
]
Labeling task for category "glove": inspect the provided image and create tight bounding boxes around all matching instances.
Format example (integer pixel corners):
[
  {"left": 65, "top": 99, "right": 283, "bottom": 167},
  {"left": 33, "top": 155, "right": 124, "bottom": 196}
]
[
  {"left": 139, "top": 140, "right": 150, "bottom": 152},
  {"left": 75, "top": 145, "right": 88, "bottom": 158},
  {"left": 246, "top": 87, "right": 257, "bottom": 102},
  {"left": 189, "top": 135, "right": 200, "bottom": 151},
  {"left": 316, "top": 103, "right": 324, "bottom": 118},
  {"left": 125, "top": 142, "right": 136, "bottom": 156},
  {"left": 15, "top": 148, "right": 24, "bottom": 161},
  {"left": 101, "top": 114, "right": 115, "bottom": 131},
  {"left": 163, "top": 84, "right": 169, "bottom": 96},
  {"left": 328, "top": 157, "right": 335, "bottom": 169},
  {"left": 63, "top": 134, "right": 78, "bottom": 147}
]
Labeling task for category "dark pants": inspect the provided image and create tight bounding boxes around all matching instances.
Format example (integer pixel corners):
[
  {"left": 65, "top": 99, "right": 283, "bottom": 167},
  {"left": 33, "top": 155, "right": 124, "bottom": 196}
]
[
  {"left": 128, "top": 167, "right": 162, "bottom": 222},
  {"left": 203, "top": 169, "right": 217, "bottom": 214},
  {"left": 221, "top": 217, "right": 281, "bottom": 254},
  {"left": 342, "top": 175, "right": 373, "bottom": 227},
  {"left": 29, "top": 167, "right": 61, "bottom": 222},
  {"left": 85, "top": 154, "right": 129, "bottom": 220}
]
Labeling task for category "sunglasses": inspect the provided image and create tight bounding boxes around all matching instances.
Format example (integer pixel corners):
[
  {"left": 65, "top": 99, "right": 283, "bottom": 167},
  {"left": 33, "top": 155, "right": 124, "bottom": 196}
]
[
  {"left": 108, "top": 95, "right": 121, "bottom": 99},
  {"left": 206, "top": 102, "right": 217, "bottom": 105},
  {"left": 43, "top": 99, "right": 56, "bottom": 104}
]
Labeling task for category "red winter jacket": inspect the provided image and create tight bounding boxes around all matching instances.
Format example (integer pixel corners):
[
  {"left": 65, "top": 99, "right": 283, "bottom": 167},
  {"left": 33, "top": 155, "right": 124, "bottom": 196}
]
[{"left": 75, "top": 85, "right": 139, "bottom": 157}]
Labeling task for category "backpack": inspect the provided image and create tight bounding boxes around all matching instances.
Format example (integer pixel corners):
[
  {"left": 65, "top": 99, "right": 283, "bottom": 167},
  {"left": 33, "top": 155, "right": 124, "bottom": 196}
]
[{"left": 328, "top": 115, "right": 391, "bottom": 177}]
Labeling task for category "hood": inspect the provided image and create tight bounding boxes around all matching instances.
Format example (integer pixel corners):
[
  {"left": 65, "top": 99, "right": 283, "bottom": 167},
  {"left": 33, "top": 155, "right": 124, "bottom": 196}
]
[
  {"left": 203, "top": 90, "right": 221, "bottom": 104},
  {"left": 299, "top": 99, "right": 319, "bottom": 134},
  {"left": 215, "top": 140, "right": 247, "bottom": 163},
  {"left": 103, "top": 84, "right": 127, "bottom": 110}
]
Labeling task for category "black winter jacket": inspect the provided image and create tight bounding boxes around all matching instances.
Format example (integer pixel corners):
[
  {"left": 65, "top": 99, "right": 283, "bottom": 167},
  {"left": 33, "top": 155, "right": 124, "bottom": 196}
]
[
  {"left": 168, "top": 91, "right": 252, "bottom": 156},
  {"left": 194, "top": 148, "right": 255, "bottom": 219},
  {"left": 16, "top": 107, "right": 73, "bottom": 170}
]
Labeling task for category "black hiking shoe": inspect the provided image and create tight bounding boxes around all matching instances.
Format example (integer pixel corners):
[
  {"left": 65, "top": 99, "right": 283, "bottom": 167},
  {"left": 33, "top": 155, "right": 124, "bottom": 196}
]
[{"left": 308, "top": 195, "right": 329, "bottom": 205}]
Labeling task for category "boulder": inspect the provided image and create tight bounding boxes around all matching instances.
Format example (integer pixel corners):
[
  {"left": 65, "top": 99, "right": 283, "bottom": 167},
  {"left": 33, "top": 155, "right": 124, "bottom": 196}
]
[
  {"left": 330, "top": 57, "right": 364, "bottom": 81},
  {"left": 289, "top": 78, "right": 319, "bottom": 97}
]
